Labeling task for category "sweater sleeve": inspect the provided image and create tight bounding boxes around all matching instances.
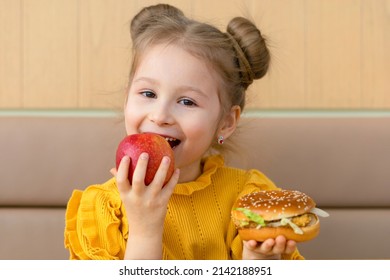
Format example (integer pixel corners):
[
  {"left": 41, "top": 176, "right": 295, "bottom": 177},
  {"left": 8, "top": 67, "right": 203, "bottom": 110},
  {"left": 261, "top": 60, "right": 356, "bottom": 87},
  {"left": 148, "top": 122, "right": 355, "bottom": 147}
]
[
  {"left": 229, "top": 169, "right": 305, "bottom": 260},
  {"left": 64, "top": 178, "right": 128, "bottom": 260}
]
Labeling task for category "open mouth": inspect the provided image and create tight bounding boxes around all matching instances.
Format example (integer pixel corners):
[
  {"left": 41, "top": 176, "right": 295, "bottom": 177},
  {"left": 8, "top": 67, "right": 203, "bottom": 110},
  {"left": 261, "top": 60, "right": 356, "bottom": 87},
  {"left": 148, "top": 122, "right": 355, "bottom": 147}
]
[{"left": 164, "top": 137, "right": 181, "bottom": 149}]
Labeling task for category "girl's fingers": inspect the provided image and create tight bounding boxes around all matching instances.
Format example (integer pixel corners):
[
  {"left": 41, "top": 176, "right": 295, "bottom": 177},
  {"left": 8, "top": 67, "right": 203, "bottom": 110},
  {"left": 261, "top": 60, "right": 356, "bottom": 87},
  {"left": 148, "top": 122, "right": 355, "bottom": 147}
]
[
  {"left": 110, "top": 167, "right": 117, "bottom": 177},
  {"left": 243, "top": 236, "right": 295, "bottom": 259},
  {"left": 285, "top": 240, "right": 297, "bottom": 255},
  {"left": 131, "top": 153, "right": 149, "bottom": 194},
  {"left": 259, "top": 239, "right": 276, "bottom": 254},
  {"left": 271, "top": 236, "right": 287, "bottom": 255},
  {"left": 118, "top": 154, "right": 177, "bottom": 198},
  {"left": 149, "top": 156, "right": 173, "bottom": 192},
  {"left": 160, "top": 168, "right": 180, "bottom": 199},
  {"left": 116, "top": 156, "right": 131, "bottom": 193},
  {"left": 243, "top": 240, "right": 258, "bottom": 250}
]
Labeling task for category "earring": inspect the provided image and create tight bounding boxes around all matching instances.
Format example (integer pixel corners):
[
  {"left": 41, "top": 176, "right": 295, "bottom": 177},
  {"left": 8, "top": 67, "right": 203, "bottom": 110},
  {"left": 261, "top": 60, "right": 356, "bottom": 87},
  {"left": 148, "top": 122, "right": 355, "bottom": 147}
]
[{"left": 217, "top": 135, "right": 224, "bottom": 145}]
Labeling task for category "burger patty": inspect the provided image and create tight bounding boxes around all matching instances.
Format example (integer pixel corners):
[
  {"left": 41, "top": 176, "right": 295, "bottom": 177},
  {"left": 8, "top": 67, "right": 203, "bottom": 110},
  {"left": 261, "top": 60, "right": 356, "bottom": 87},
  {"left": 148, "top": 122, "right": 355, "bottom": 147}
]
[
  {"left": 243, "top": 213, "right": 313, "bottom": 229},
  {"left": 291, "top": 214, "right": 312, "bottom": 227}
]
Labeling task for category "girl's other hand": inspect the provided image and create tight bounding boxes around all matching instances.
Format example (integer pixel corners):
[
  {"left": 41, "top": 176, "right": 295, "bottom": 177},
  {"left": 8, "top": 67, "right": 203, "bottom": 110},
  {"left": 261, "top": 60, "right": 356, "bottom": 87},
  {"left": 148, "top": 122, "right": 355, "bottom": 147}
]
[{"left": 242, "top": 235, "right": 297, "bottom": 260}]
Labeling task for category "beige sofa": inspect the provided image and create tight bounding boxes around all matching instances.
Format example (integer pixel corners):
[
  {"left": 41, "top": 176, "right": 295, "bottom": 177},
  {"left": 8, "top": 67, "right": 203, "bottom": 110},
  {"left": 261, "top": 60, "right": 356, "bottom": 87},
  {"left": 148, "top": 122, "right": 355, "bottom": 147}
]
[{"left": 1, "top": 114, "right": 389, "bottom": 260}]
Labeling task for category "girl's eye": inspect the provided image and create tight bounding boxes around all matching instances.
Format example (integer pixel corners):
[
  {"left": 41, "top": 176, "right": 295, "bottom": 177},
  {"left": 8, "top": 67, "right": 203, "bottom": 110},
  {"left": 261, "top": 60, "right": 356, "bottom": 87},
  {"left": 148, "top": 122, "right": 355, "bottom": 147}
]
[
  {"left": 179, "top": 98, "right": 197, "bottom": 107},
  {"left": 140, "top": 90, "right": 156, "bottom": 99}
]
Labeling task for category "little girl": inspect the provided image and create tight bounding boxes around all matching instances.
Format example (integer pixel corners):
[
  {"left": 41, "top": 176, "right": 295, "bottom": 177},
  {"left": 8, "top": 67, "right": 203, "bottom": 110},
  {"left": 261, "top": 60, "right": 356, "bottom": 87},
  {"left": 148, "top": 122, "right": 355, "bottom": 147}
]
[{"left": 64, "top": 4, "right": 303, "bottom": 260}]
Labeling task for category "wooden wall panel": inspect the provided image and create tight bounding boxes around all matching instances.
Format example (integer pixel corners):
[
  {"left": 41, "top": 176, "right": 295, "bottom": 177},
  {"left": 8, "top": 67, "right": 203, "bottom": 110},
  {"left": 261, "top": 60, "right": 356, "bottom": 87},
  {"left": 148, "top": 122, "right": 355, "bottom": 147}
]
[
  {"left": 305, "top": 0, "right": 362, "bottom": 108},
  {"left": 78, "top": 0, "right": 136, "bottom": 109},
  {"left": 246, "top": 0, "right": 306, "bottom": 109},
  {"left": 191, "top": 0, "right": 249, "bottom": 26},
  {"left": 134, "top": 0, "right": 192, "bottom": 15},
  {"left": 0, "top": 0, "right": 22, "bottom": 108},
  {"left": 0, "top": 0, "right": 389, "bottom": 110},
  {"left": 23, "top": 0, "right": 79, "bottom": 108},
  {"left": 361, "top": 0, "right": 390, "bottom": 108}
]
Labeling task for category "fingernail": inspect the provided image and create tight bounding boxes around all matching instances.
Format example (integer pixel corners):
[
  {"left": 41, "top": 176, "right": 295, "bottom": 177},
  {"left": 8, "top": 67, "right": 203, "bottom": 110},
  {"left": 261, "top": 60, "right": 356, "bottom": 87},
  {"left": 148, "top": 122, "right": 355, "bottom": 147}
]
[
  {"left": 162, "top": 156, "right": 170, "bottom": 164},
  {"left": 140, "top": 153, "right": 149, "bottom": 160}
]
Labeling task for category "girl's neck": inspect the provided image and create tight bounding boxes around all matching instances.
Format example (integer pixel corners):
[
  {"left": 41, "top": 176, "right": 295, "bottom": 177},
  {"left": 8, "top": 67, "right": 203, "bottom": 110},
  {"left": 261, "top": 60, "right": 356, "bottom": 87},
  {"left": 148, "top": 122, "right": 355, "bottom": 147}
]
[{"left": 177, "top": 159, "right": 203, "bottom": 184}]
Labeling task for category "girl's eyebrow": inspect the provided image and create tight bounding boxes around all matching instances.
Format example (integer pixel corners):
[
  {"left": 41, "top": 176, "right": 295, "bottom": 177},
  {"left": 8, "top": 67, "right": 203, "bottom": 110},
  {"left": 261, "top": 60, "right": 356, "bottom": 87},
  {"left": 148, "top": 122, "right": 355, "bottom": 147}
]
[
  {"left": 132, "top": 77, "right": 158, "bottom": 85},
  {"left": 176, "top": 85, "right": 208, "bottom": 99},
  {"left": 133, "top": 77, "right": 208, "bottom": 99}
]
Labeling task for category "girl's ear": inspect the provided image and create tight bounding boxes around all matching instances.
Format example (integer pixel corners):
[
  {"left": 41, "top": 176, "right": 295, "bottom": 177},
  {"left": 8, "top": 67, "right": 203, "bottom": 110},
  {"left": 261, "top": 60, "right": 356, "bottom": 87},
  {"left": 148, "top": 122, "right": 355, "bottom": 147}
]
[{"left": 218, "top": 105, "right": 241, "bottom": 140}]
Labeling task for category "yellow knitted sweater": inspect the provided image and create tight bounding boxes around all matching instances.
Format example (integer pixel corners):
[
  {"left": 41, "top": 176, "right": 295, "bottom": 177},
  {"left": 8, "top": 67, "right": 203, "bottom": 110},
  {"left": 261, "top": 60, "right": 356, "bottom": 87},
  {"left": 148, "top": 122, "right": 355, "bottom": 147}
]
[{"left": 64, "top": 155, "right": 303, "bottom": 260}]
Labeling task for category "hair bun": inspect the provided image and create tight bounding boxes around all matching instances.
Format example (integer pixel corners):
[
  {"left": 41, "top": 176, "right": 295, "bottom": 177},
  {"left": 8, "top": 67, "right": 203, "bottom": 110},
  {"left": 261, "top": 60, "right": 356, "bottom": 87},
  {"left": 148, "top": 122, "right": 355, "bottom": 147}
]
[
  {"left": 226, "top": 17, "right": 270, "bottom": 88},
  {"left": 130, "top": 4, "right": 185, "bottom": 41}
]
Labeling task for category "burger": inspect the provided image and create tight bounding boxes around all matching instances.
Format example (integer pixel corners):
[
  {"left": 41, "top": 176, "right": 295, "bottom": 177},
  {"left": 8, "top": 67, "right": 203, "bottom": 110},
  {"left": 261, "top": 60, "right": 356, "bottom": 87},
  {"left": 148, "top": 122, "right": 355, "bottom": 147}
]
[{"left": 231, "top": 189, "right": 329, "bottom": 242}]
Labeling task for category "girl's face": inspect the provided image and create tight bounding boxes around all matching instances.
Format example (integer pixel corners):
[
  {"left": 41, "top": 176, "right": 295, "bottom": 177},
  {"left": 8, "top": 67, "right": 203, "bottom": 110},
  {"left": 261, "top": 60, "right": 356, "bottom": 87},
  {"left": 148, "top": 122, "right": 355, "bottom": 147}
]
[{"left": 125, "top": 43, "right": 224, "bottom": 182}]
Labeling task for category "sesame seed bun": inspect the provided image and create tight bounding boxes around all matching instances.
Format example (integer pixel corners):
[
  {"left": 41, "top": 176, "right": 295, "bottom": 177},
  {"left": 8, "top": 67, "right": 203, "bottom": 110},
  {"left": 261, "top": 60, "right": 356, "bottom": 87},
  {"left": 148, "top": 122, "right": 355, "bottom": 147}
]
[{"left": 231, "top": 190, "right": 320, "bottom": 242}]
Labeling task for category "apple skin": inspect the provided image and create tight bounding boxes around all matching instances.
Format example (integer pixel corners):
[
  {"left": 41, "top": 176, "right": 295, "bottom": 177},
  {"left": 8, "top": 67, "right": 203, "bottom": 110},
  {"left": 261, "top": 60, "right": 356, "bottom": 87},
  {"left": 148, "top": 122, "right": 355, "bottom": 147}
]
[{"left": 116, "top": 133, "right": 175, "bottom": 186}]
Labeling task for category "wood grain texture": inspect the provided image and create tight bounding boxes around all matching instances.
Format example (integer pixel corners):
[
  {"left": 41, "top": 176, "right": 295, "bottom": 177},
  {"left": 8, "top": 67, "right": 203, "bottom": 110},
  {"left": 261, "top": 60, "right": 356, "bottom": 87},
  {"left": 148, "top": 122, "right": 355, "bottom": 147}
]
[
  {"left": 22, "top": 0, "right": 79, "bottom": 108},
  {"left": 0, "top": 0, "right": 22, "bottom": 108},
  {"left": 0, "top": 0, "right": 389, "bottom": 109}
]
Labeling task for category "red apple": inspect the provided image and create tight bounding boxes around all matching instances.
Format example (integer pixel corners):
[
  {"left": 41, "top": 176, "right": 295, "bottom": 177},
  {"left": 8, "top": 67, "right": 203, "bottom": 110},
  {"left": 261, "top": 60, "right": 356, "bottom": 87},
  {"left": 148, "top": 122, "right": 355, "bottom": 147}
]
[{"left": 115, "top": 133, "right": 175, "bottom": 186}]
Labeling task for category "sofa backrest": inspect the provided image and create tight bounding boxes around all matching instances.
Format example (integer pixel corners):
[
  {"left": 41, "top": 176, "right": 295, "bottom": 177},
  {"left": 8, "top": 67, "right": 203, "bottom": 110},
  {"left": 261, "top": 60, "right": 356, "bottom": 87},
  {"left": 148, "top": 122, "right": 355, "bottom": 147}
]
[{"left": 1, "top": 114, "right": 389, "bottom": 259}]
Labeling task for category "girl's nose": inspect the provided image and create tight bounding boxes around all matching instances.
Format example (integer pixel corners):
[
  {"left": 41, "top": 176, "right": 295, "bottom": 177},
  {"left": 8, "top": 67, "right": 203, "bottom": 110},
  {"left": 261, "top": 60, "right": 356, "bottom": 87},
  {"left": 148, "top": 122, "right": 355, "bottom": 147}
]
[{"left": 149, "top": 104, "right": 174, "bottom": 126}]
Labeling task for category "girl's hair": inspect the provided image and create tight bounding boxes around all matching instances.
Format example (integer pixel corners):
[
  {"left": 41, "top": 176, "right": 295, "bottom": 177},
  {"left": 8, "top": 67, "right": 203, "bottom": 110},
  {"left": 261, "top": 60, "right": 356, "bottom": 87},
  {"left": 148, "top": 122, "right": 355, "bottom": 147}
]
[
  {"left": 128, "top": 4, "right": 270, "bottom": 152},
  {"left": 129, "top": 3, "right": 270, "bottom": 111}
]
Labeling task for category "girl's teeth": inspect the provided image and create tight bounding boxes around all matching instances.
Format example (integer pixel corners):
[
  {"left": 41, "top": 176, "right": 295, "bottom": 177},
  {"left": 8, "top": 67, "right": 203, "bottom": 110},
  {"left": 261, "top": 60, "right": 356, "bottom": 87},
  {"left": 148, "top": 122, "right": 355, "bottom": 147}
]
[{"left": 164, "top": 137, "right": 181, "bottom": 149}]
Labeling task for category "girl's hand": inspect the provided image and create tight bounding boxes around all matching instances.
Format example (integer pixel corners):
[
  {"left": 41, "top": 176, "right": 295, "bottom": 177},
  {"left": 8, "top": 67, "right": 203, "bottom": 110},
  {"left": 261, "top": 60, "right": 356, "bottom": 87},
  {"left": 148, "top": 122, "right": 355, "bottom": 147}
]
[
  {"left": 111, "top": 153, "right": 180, "bottom": 259},
  {"left": 242, "top": 235, "right": 297, "bottom": 260}
]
